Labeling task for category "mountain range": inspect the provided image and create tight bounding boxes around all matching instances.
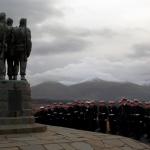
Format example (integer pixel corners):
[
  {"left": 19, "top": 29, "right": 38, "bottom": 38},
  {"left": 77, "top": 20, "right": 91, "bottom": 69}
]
[{"left": 31, "top": 79, "right": 150, "bottom": 100}]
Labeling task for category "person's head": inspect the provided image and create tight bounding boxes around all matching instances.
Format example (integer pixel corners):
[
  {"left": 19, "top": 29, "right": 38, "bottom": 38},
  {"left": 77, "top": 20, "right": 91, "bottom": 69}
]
[
  {"left": 0, "top": 12, "right": 6, "bottom": 23},
  {"left": 19, "top": 18, "right": 27, "bottom": 27},
  {"left": 7, "top": 18, "right": 13, "bottom": 26}
]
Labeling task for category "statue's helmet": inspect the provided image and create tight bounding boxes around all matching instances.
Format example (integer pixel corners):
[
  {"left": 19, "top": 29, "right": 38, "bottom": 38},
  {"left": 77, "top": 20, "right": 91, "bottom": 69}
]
[
  {"left": 7, "top": 18, "right": 13, "bottom": 26},
  {"left": 19, "top": 18, "right": 27, "bottom": 27},
  {"left": 0, "top": 12, "right": 6, "bottom": 23}
]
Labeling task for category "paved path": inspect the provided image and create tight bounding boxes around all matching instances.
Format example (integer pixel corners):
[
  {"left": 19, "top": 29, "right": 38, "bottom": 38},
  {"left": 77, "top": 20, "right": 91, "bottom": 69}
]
[{"left": 0, "top": 125, "right": 149, "bottom": 150}]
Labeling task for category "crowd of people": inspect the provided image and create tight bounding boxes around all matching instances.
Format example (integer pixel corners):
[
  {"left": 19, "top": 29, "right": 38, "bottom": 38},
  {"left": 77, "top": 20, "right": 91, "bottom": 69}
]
[{"left": 34, "top": 98, "right": 150, "bottom": 141}]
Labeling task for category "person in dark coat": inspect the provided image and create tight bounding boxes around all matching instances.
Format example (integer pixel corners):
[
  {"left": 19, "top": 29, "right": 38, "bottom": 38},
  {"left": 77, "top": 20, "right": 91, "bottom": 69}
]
[
  {"left": 98, "top": 100, "right": 108, "bottom": 133},
  {"left": 108, "top": 100, "right": 118, "bottom": 134},
  {"left": 118, "top": 98, "right": 133, "bottom": 137},
  {"left": 143, "top": 102, "right": 150, "bottom": 140}
]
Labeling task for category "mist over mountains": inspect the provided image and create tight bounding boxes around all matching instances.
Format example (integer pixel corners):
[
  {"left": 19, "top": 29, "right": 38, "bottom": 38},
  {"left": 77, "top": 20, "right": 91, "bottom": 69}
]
[{"left": 31, "top": 79, "right": 150, "bottom": 101}]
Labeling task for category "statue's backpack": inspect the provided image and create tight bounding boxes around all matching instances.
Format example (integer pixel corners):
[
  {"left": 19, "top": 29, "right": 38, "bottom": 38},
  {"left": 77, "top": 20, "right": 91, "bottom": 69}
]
[
  {"left": 13, "top": 26, "right": 31, "bottom": 56},
  {"left": 13, "top": 27, "right": 26, "bottom": 52}
]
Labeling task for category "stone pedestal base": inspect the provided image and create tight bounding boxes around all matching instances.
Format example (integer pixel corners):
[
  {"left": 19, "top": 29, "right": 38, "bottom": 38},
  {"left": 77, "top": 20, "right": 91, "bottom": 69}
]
[
  {"left": 0, "top": 117, "right": 34, "bottom": 125},
  {"left": 0, "top": 124, "right": 47, "bottom": 134},
  {"left": 0, "top": 80, "right": 47, "bottom": 134}
]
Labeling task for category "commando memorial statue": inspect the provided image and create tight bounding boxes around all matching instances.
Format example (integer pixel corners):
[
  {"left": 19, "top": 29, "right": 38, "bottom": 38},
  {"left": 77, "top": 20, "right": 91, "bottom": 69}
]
[
  {"left": 0, "top": 15, "right": 32, "bottom": 80},
  {"left": 6, "top": 17, "right": 14, "bottom": 80},
  {"left": 0, "top": 12, "right": 46, "bottom": 134},
  {"left": 13, "top": 18, "right": 32, "bottom": 81},
  {"left": 0, "top": 12, "right": 7, "bottom": 80}
]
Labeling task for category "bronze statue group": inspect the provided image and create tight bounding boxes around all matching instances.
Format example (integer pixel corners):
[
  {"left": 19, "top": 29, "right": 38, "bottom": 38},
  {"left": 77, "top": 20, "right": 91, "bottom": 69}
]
[{"left": 0, "top": 12, "right": 32, "bottom": 81}]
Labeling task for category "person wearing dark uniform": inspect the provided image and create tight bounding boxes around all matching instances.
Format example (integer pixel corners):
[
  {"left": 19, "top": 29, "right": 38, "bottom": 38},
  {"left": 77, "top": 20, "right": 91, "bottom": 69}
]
[
  {"left": 126, "top": 100, "right": 134, "bottom": 137},
  {"left": 98, "top": 100, "right": 108, "bottom": 133},
  {"left": 90, "top": 101, "right": 98, "bottom": 131},
  {"left": 78, "top": 102, "right": 86, "bottom": 130},
  {"left": 13, "top": 18, "right": 32, "bottom": 80},
  {"left": 108, "top": 100, "right": 118, "bottom": 134},
  {"left": 144, "top": 102, "right": 150, "bottom": 140},
  {"left": 34, "top": 106, "right": 48, "bottom": 124},
  {"left": 129, "top": 100, "right": 145, "bottom": 139},
  {"left": 118, "top": 98, "right": 130, "bottom": 137}
]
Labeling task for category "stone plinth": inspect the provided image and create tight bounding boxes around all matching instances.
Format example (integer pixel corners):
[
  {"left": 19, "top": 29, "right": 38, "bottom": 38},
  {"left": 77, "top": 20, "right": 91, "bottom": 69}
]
[
  {"left": 0, "top": 80, "right": 47, "bottom": 134},
  {"left": 0, "top": 80, "right": 32, "bottom": 117}
]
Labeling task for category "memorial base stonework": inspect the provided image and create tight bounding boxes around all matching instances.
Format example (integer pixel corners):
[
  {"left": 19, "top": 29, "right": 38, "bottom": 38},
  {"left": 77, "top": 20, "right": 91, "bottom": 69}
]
[{"left": 0, "top": 80, "right": 47, "bottom": 134}]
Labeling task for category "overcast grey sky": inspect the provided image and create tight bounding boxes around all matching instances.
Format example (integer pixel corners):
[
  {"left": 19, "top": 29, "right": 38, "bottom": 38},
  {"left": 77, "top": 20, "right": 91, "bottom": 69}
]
[{"left": 1, "top": 0, "right": 150, "bottom": 85}]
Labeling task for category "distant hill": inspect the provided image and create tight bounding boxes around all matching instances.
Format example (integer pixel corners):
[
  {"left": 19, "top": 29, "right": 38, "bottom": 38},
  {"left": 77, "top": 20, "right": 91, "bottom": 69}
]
[
  {"left": 31, "top": 81, "right": 71, "bottom": 100},
  {"left": 31, "top": 79, "right": 150, "bottom": 100}
]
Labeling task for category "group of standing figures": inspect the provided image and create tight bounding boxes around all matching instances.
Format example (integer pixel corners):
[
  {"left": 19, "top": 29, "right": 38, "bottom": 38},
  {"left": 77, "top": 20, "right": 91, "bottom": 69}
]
[
  {"left": 34, "top": 99, "right": 150, "bottom": 141},
  {"left": 0, "top": 12, "right": 32, "bottom": 80}
]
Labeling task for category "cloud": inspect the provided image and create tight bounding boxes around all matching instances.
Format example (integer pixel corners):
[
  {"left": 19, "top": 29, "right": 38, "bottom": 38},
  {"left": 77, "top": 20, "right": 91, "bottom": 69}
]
[
  {"left": 28, "top": 57, "right": 122, "bottom": 85},
  {"left": 0, "top": 0, "right": 63, "bottom": 26},
  {"left": 28, "top": 55, "right": 150, "bottom": 86},
  {"left": 28, "top": 24, "right": 150, "bottom": 85},
  {"left": 129, "top": 43, "right": 150, "bottom": 58},
  {"left": 1, "top": 0, "right": 150, "bottom": 86},
  {"left": 44, "top": 25, "right": 118, "bottom": 38},
  {"left": 32, "top": 37, "right": 89, "bottom": 55},
  {"left": 31, "top": 23, "right": 118, "bottom": 56}
]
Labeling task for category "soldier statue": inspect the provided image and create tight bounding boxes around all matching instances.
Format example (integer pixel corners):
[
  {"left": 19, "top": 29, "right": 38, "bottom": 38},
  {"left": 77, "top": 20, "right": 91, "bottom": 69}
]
[
  {"left": 13, "top": 18, "right": 32, "bottom": 80},
  {"left": 0, "top": 12, "right": 7, "bottom": 80},
  {"left": 6, "top": 18, "right": 14, "bottom": 80}
]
